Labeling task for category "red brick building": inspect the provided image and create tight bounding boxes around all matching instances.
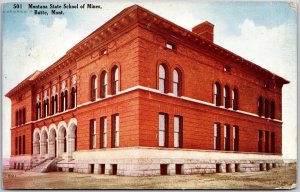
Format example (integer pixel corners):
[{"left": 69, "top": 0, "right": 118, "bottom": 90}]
[{"left": 6, "top": 5, "right": 289, "bottom": 176}]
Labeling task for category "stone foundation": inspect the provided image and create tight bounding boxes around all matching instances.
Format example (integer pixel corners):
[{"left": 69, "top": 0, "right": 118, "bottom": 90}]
[
  {"left": 9, "top": 155, "right": 32, "bottom": 170},
  {"left": 10, "top": 147, "right": 284, "bottom": 176}
]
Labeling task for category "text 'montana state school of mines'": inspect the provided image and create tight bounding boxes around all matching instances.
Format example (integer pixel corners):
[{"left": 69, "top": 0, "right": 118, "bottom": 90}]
[{"left": 6, "top": 5, "right": 289, "bottom": 176}]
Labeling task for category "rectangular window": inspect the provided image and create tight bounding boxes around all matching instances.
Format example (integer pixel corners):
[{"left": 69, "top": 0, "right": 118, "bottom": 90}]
[
  {"left": 90, "top": 119, "right": 96, "bottom": 149},
  {"left": 159, "top": 113, "right": 168, "bottom": 147},
  {"left": 100, "top": 117, "right": 107, "bottom": 148},
  {"left": 19, "top": 136, "right": 22, "bottom": 155},
  {"left": 258, "top": 130, "right": 263, "bottom": 152},
  {"left": 22, "top": 135, "right": 25, "bottom": 154},
  {"left": 214, "top": 123, "right": 221, "bottom": 150},
  {"left": 265, "top": 131, "right": 269, "bottom": 153},
  {"left": 112, "top": 114, "right": 119, "bottom": 148},
  {"left": 224, "top": 124, "right": 230, "bottom": 151},
  {"left": 15, "top": 137, "right": 18, "bottom": 155},
  {"left": 271, "top": 132, "right": 275, "bottom": 153},
  {"left": 233, "top": 126, "right": 239, "bottom": 151},
  {"left": 174, "top": 116, "right": 183, "bottom": 148}
]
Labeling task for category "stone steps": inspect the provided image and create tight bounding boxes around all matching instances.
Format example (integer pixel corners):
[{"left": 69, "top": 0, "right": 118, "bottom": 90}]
[{"left": 28, "top": 159, "right": 56, "bottom": 173}]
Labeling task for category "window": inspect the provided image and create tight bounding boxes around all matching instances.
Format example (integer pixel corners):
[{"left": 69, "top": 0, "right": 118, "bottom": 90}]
[
  {"left": 90, "top": 119, "right": 96, "bottom": 149},
  {"left": 265, "top": 131, "right": 269, "bottom": 153},
  {"left": 100, "top": 71, "right": 108, "bottom": 98},
  {"left": 15, "top": 111, "right": 18, "bottom": 126},
  {"left": 64, "top": 90, "right": 68, "bottom": 110},
  {"left": 100, "top": 117, "right": 107, "bottom": 148},
  {"left": 159, "top": 64, "right": 167, "bottom": 93},
  {"left": 258, "top": 130, "right": 263, "bottom": 152},
  {"left": 223, "top": 85, "right": 230, "bottom": 108},
  {"left": 173, "top": 69, "right": 181, "bottom": 96},
  {"left": 270, "top": 101, "right": 275, "bottom": 119},
  {"left": 112, "top": 114, "right": 119, "bottom": 147},
  {"left": 232, "top": 88, "right": 238, "bottom": 110},
  {"left": 271, "top": 132, "right": 275, "bottom": 153},
  {"left": 111, "top": 66, "right": 119, "bottom": 95},
  {"left": 214, "top": 123, "right": 221, "bottom": 150},
  {"left": 19, "top": 136, "right": 21, "bottom": 155},
  {"left": 60, "top": 92, "right": 65, "bottom": 112},
  {"left": 233, "top": 126, "right": 239, "bottom": 151},
  {"left": 15, "top": 137, "right": 18, "bottom": 155},
  {"left": 174, "top": 116, "right": 183, "bottom": 148},
  {"left": 159, "top": 113, "right": 168, "bottom": 147},
  {"left": 23, "top": 108, "right": 26, "bottom": 124},
  {"left": 224, "top": 124, "right": 230, "bottom": 151},
  {"left": 258, "top": 97, "right": 264, "bottom": 116},
  {"left": 214, "top": 82, "right": 221, "bottom": 106},
  {"left": 91, "top": 75, "right": 97, "bottom": 101},
  {"left": 265, "top": 99, "right": 269, "bottom": 118},
  {"left": 43, "top": 98, "right": 49, "bottom": 117},
  {"left": 71, "top": 87, "right": 77, "bottom": 108},
  {"left": 22, "top": 135, "right": 25, "bottom": 154},
  {"left": 51, "top": 95, "right": 58, "bottom": 115},
  {"left": 36, "top": 102, "right": 41, "bottom": 120}
]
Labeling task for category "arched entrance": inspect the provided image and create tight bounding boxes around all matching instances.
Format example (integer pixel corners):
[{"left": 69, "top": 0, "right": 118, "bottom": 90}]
[
  {"left": 68, "top": 123, "right": 77, "bottom": 159},
  {"left": 33, "top": 130, "right": 40, "bottom": 160},
  {"left": 49, "top": 128, "right": 57, "bottom": 158},
  {"left": 40, "top": 130, "right": 48, "bottom": 159},
  {"left": 58, "top": 126, "right": 67, "bottom": 157}
]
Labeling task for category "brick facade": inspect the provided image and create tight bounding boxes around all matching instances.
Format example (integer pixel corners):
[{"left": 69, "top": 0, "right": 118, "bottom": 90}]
[{"left": 5, "top": 5, "right": 288, "bottom": 175}]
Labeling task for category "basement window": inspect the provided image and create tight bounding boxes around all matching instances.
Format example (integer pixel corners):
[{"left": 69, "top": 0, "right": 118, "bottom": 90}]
[
  {"left": 160, "top": 164, "right": 168, "bottom": 175},
  {"left": 166, "top": 41, "right": 176, "bottom": 50}
]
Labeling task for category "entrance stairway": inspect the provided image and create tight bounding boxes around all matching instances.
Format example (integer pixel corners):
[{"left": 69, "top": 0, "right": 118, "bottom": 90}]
[{"left": 28, "top": 158, "right": 60, "bottom": 173}]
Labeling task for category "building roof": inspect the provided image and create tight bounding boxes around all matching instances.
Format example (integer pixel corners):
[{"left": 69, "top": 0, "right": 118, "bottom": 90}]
[
  {"left": 5, "top": 70, "right": 41, "bottom": 97},
  {"left": 5, "top": 4, "right": 289, "bottom": 98}
]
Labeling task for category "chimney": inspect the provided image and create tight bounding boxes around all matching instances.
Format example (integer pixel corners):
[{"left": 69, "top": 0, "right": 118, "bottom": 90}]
[{"left": 192, "top": 21, "right": 214, "bottom": 42}]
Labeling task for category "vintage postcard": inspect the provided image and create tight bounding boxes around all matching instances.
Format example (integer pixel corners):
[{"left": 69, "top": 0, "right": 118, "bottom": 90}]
[{"left": 1, "top": 1, "right": 297, "bottom": 189}]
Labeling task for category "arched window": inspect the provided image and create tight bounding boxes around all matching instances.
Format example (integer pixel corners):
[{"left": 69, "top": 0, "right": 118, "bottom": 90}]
[
  {"left": 43, "top": 98, "right": 49, "bottom": 117},
  {"left": 51, "top": 96, "right": 54, "bottom": 115},
  {"left": 111, "top": 66, "right": 119, "bottom": 95},
  {"left": 54, "top": 94, "right": 58, "bottom": 114},
  {"left": 19, "top": 109, "right": 22, "bottom": 125},
  {"left": 159, "top": 64, "right": 167, "bottom": 93},
  {"left": 223, "top": 85, "right": 230, "bottom": 108},
  {"left": 71, "top": 87, "right": 77, "bottom": 108},
  {"left": 64, "top": 90, "right": 68, "bottom": 110},
  {"left": 60, "top": 92, "right": 64, "bottom": 112},
  {"left": 213, "top": 82, "right": 221, "bottom": 106},
  {"left": 270, "top": 101, "right": 275, "bottom": 119},
  {"left": 265, "top": 99, "right": 269, "bottom": 118},
  {"left": 91, "top": 75, "right": 97, "bottom": 101},
  {"left": 100, "top": 71, "right": 108, "bottom": 98},
  {"left": 36, "top": 102, "right": 41, "bottom": 120},
  {"left": 258, "top": 97, "right": 264, "bottom": 116},
  {"left": 16, "top": 111, "right": 18, "bottom": 126},
  {"left": 22, "top": 108, "right": 26, "bottom": 124},
  {"left": 173, "top": 69, "right": 181, "bottom": 96},
  {"left": 232, "top": 88, "right": 238, "bottom": 110}
]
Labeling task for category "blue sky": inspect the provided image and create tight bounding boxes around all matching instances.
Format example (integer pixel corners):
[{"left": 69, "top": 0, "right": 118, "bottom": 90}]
[{"left": 2, "top": 1, "right": 297, "bottom": 159}]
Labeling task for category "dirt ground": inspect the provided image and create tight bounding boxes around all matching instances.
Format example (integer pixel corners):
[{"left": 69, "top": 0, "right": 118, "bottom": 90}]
[{"left": 2, "top": 163, "right": 297, "bottom": 189}]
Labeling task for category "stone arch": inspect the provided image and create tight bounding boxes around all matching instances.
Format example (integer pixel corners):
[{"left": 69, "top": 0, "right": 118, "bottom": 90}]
[
  {"left": 57, "top": 121, "right": 67, "bottom": 157},
  {"left": 40, "top": 128, "right": 49, "bottom": 159},
  {"left": 33, "top": 128, "right": 41, "bottom": 159},
  {"left": 68, "top": 118, "right": 78, "bottom": 159},
  {"left": 48, "top": 125, "right": 57, "bottom": 158}
]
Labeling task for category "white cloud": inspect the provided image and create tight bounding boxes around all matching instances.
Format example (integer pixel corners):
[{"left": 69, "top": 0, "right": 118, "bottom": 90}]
[{"left": 216, "top": 18, "right": 297, "bottom": 159}]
